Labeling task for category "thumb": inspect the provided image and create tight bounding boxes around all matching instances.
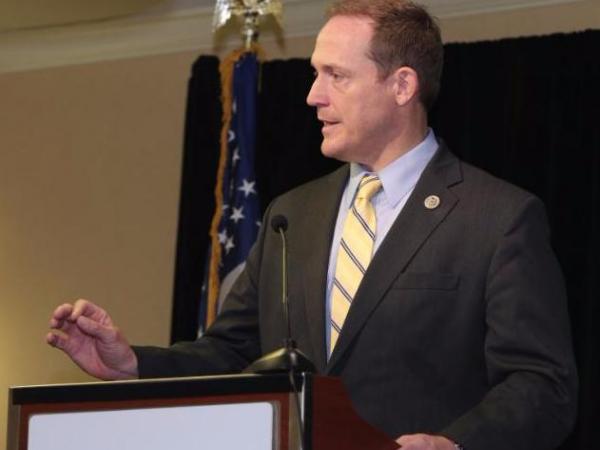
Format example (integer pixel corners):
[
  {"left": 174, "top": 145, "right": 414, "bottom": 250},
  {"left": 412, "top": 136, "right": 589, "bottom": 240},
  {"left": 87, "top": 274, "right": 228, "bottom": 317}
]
[{"left": 76, "top": 315, "right": 116, "bottom": 343}]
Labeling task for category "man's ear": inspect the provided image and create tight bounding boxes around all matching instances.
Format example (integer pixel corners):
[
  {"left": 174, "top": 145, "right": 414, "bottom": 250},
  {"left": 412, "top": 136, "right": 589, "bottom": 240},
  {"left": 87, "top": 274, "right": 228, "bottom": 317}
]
[{"left": 391, "top": 66, "right": 419, "bottom": 106}]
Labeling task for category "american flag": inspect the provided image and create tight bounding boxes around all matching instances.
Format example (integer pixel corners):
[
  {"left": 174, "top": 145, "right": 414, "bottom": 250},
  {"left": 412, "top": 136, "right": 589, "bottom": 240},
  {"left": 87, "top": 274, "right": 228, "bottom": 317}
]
[{"left": 199, "top": 51, "right": 261, "bottom": 333}]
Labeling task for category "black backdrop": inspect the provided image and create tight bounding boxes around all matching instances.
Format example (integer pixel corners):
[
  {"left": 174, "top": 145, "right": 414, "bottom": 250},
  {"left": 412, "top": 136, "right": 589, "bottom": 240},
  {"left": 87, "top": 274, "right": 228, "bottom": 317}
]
[{"left": 170, "top": 30, "right": 599, "bottom": 449}]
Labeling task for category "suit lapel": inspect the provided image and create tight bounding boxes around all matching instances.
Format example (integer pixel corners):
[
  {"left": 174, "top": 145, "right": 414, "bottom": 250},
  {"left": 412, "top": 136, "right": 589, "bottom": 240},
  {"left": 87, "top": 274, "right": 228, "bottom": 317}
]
[
  {"left": 300, "top": 165, "right": 349, "bottom": 373},
  {"left": 326, "top": 145, "right": 463, "bottom": 373}
]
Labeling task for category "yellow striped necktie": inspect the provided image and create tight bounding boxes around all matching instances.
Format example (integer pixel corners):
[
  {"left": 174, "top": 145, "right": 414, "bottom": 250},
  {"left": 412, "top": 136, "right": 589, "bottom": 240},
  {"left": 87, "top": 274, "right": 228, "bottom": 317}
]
[{"left": 330, "top": 174, "right": 382, "bottom": 354}]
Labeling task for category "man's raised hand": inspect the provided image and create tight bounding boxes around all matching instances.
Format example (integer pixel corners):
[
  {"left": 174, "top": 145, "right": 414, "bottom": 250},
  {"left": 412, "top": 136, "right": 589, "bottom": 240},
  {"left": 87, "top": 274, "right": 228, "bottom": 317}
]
[{"left": 46, "top": 299, "right": 139, "bottom": 380}]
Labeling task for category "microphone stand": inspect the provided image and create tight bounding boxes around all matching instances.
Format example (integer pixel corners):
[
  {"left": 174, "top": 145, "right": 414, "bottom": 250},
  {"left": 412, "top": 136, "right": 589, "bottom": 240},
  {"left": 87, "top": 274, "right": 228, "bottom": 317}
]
[
  {"left": 243, "top": 215, "right": 315, "bottom": 374},
  {"left": 243, "top": 215, "right": 315, "bottom": 450}
]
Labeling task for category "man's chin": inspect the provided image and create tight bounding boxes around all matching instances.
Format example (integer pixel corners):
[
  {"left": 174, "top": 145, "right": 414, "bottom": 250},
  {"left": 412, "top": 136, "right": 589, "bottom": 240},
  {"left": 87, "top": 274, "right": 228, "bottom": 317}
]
[{"left": 320, "top": 142, "right": 349, "bottom": 162}]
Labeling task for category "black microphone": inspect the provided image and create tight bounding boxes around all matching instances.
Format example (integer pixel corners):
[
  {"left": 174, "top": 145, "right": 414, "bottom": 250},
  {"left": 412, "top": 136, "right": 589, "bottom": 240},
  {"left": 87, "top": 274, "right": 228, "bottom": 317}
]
[
  {"left": 271, "top": 214, "right": 288, "bottom": 232},
  {"left": 244, "top": 214, "right": 316, "bottom": 374},
  {"left": 271, "top": 215, "right": 292, "bottom": 346}
]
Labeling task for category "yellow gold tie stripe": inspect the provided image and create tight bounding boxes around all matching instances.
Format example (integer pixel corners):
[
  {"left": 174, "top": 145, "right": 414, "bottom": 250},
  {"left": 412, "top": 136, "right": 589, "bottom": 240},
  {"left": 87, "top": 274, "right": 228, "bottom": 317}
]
[{"left": 330, "top": 174, "right": 382, "bottom": 353}]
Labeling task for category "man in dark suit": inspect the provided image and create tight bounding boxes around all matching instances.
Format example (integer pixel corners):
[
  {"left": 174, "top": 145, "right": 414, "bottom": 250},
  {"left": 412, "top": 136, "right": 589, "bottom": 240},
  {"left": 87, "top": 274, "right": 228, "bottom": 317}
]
[{"left": 47, "top": 1, "right": 577, "bottom": 449}]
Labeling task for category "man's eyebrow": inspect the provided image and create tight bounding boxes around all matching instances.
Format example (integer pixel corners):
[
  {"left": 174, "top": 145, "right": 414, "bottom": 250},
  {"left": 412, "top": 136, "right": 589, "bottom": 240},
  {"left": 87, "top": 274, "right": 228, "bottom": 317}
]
[{"left": 312, "top": 63, "right": 347, "bottom": 73}]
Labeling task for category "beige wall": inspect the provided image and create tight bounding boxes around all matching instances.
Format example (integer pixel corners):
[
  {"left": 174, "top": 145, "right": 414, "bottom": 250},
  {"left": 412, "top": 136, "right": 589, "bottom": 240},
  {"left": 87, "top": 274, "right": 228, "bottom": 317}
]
[
  {"left": 0, "top": 0, "right": 598, "bottom": 446},
  {"left": 441, "top": 0, "right": 599, "bottom": 43},
  {"left": 0, "top": 52, "right": 196, "bottom": 445}
]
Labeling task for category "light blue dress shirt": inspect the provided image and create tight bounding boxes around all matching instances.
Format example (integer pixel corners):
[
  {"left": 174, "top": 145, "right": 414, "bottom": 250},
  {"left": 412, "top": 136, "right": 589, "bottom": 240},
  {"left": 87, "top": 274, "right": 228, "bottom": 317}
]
[{"left": 325, "top": 129, "right": 439, "bottom": 357}]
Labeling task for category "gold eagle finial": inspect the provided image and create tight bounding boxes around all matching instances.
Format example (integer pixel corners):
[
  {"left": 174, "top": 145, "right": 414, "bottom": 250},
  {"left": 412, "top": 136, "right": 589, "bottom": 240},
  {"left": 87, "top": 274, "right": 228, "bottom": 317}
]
[{"left": 213, "top": 0, "right": 283, "bottom": 49}]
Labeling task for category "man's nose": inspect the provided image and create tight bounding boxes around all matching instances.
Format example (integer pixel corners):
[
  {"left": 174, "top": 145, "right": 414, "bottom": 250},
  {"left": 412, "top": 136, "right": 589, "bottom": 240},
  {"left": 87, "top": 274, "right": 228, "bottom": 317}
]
[{"left": 306, "top": 77, "right": 327, "bottom": 107}]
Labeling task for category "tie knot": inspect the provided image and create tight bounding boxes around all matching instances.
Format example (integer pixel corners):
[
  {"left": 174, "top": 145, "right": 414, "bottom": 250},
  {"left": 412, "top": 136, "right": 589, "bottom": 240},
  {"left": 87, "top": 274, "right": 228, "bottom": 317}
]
[{"left": 356, "top": 175, "right": 382, "bottom": 201}]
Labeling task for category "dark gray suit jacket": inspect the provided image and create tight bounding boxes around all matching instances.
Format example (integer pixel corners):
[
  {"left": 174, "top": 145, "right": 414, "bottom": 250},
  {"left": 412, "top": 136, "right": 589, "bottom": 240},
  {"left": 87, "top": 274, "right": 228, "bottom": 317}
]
[{"left": 135, "top": 145, "right": 577, "bottom": 450}]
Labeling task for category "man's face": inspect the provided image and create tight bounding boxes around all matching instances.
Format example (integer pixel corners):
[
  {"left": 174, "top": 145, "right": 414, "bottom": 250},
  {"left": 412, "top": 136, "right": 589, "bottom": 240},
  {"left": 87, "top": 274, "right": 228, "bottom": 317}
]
[{"left": 307, "top": 15, "right": 399, "bottom": 167}]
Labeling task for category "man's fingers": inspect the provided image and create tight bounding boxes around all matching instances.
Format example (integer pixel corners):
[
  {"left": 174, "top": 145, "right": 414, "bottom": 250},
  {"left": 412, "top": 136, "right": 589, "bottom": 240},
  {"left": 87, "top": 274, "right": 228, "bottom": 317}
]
[
  {"left": 49, "top": 303, "right": 78, "bottom": 331},
  {"left": 395, "top": 434, "right": 427, "bottom": 450},
  {"left": 396, "top": 436, "right": 410, "bottom": 449},
  {"left": 76, "top": 315, "right": 117, "bottom": 343},
  {"left": 395, "top": 434, "right": 455, "bottom": 450},
  {"left": 396, "top": 435, "right": 413, "bottom": 445},
  {"left": 50, "top": 303, "right": 74, "bottom": 324},
  {"left": 46, "top": 330, "right": 69, "bottom": 351},
  {"left": 47, "top": 300, "right": 115, "bottom": 350},
  {"left": 71, "top": 299, "right": 113, "bottom": 326},
  {"left": 46, "top": 331, "right": 57, "bottom": 346},
  {"left": 71, "top": 299, "right": 98, "bottom": 320},
  {"left": 49, "top": 300, "right": 109, "bottom": 331},
  {"left": 50, "top": 300, "right": 97, "bottom": 323}
]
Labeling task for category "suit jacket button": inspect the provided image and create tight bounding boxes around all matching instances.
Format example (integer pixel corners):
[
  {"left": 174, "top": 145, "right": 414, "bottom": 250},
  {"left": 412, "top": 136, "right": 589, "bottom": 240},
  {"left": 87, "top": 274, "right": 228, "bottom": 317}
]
[{"left": 424, "top": 195, "right": 441, "bottom": 210}]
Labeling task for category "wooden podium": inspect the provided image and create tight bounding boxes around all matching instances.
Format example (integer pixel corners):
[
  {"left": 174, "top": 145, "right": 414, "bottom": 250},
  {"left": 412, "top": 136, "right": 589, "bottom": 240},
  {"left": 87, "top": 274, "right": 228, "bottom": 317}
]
[{"left": 7, "top": 373, "right": 398, "bottom": 450}]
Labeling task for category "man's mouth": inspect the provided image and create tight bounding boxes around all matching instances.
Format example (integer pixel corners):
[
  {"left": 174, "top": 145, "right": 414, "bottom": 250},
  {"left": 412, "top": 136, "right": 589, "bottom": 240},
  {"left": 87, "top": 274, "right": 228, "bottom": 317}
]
[{"left": 321, "top": 120, "right": 339, "bottom": 131}]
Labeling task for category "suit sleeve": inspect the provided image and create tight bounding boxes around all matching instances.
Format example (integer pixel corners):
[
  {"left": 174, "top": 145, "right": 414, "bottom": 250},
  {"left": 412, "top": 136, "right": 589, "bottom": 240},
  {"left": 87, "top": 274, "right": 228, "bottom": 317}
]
[
  {"left": 132, "top": 204, "right": 273, "bottom": 378},
  {"left": 442, "top": 196, "right": 578, "bottom": 450}
]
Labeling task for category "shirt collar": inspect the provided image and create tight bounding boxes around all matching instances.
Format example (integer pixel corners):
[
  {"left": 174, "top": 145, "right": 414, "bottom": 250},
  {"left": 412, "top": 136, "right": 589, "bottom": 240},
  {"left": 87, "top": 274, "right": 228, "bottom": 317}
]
[{"left": 345, "top": 128, "right": 439, "bottom": 209}]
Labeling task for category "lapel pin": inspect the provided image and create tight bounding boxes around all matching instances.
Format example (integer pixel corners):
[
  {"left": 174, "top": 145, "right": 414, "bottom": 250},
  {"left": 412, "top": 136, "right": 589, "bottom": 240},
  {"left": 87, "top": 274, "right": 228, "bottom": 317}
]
[{"left": 424, "top": 195, "right": 441, "bottom": 210}]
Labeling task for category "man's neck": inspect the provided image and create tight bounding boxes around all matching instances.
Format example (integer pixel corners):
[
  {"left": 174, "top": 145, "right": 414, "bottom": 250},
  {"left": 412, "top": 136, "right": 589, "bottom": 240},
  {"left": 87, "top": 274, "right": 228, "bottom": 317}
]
[{"left": 362, "top": 122, "right": 429, "bottom": 172}]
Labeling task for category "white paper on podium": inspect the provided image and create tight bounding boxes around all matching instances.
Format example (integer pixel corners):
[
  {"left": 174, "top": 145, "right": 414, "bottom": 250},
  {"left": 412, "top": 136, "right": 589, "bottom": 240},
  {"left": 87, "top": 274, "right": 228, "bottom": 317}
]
[{"left": 28, "top": 402, "right": 275, "bottom": 450}]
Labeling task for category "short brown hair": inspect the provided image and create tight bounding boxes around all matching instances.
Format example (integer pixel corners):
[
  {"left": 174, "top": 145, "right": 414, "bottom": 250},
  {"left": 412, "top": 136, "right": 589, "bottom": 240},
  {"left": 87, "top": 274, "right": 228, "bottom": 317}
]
[{"left": 327, "top": 0, "right": 443, "bottom": 110}]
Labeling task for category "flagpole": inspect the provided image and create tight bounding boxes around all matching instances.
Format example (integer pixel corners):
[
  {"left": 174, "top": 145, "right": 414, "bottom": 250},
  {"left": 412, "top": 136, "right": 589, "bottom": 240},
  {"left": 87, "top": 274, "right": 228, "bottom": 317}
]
[{"left": 203, "top": 1, "right": 282, "bottom": 330}]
